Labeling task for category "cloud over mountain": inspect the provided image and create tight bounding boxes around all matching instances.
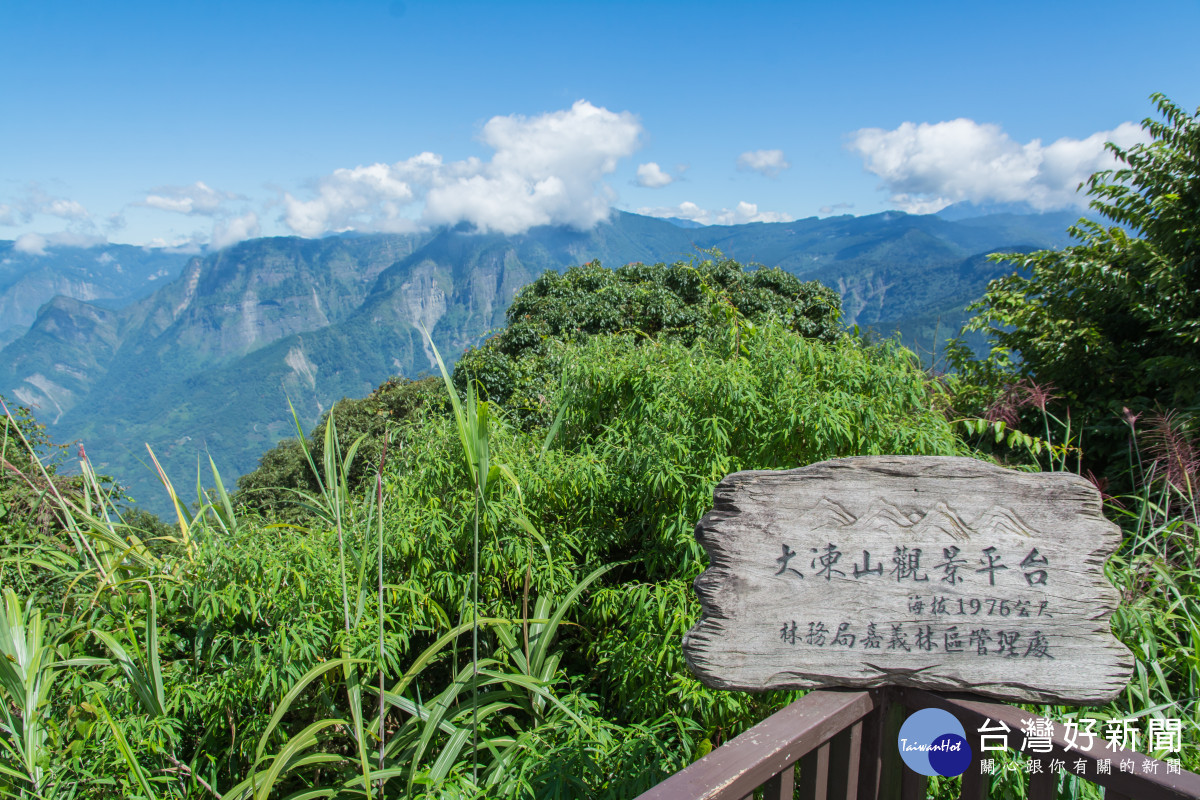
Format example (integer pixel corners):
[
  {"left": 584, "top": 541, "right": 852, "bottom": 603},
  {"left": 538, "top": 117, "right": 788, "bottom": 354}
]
[
  {"left": 283, "top": 100, "right": 644, "bottom": 237},
  {"left": 848, "top": 118, "right": 1150, "bottom": 213},
  {"left": 212, "top": 212, "right": 261, "bottom": 249},
  {"left": 136, "top": 180, "right": 258, "bottom": 248},
  {"left": 0, "top": 186, "right": 92, "bottom": 226},
  {"left": 12, "top": 230, "right": 108, "bottom": 255},
  {"left": 637, "top": 200, "right": 792, "bottom": 226}
]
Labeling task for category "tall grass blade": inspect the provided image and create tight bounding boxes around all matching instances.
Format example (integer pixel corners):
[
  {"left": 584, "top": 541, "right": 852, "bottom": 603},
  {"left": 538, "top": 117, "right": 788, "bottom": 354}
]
[{"left": 97, "top": 695, "right": 159, "bottom": 800}]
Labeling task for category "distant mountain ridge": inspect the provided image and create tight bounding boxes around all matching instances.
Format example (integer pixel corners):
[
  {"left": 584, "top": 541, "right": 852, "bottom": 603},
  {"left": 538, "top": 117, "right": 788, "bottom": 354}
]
[
  {"left": 0, "top": 209, "right": 1079, "bottom": 509},
  {"left": 0, "top": 242, "right": 192, "bottom": 345}
]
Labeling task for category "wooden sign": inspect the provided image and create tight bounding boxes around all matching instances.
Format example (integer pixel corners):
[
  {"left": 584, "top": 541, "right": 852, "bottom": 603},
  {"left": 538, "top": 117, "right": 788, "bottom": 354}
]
[{"left": 683, "top": 456, "right": 1133, "bottom": 705}]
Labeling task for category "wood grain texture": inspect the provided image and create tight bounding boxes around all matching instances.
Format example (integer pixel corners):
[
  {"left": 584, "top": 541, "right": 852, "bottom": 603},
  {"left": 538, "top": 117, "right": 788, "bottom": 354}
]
[{"left": 683, "top": 456, "right": 1133, "bottom": 705}]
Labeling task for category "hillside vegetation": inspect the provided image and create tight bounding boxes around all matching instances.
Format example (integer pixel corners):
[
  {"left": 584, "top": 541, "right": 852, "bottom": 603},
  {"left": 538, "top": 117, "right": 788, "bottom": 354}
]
[
  {"left": 2, "top": 253, "right": 971, "bottom": 797},
  {"left": 0, "top": 95, "right": 1196, "bottom": 800},
  {"left": 1, "top": 209, "right": 1077, "bottom": 510}
]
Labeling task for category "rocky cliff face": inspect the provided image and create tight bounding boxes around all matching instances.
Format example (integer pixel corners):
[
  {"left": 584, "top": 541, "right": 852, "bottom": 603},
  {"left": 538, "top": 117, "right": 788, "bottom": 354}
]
[
  {"left": 0, "top": 211, "right": 1078, "bottom": 510},
  {"left": 0, "top": 242, "right": 191, "bottom": 333},
  {"left": 5, "top": 296, "right": 121, "bottom": 423}
]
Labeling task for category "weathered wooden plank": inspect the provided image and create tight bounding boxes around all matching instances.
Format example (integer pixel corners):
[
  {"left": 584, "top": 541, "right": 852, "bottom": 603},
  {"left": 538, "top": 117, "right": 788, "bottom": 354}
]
[
  {"left": 684, "top": 456, "right": 1133, "bottom": 705},
  {"left": 634, "top": 690, "right": 875, "bottom": 800}
]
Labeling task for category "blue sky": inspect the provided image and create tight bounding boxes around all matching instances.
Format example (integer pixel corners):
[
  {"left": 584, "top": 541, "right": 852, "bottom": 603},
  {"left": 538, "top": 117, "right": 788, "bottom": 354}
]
[{"left": 3, "top": 0, "right": 1197, "bottom": 250}]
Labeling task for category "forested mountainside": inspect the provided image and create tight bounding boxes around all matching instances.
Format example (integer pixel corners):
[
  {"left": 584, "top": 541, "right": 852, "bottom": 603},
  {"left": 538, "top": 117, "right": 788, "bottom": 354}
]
[
  {"left": 0, "top": 242, "right": 192, "bottom": 346},
  {"left": 0, "top": 208, "right": 1076, "bottom": 506}
]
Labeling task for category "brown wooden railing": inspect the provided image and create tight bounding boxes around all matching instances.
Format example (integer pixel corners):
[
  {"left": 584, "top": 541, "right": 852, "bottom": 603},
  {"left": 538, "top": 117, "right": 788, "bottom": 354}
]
[{"left": 636, "top": 687, "right": 1200, "bottom": 800}]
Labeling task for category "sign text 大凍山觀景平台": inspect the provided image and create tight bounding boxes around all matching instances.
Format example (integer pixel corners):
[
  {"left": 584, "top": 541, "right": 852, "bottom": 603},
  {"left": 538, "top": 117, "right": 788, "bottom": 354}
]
[{"left": 682, "top": 456, "right": 1133, "bottom": 705}]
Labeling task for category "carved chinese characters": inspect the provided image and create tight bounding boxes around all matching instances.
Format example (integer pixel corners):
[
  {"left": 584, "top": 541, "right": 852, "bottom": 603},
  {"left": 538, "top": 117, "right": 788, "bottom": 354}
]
[{"left": 682, "top": 456, "right": 1134, "bottom": 704}]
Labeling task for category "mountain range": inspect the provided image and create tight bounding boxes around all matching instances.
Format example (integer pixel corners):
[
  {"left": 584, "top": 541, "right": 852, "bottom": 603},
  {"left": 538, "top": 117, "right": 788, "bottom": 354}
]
[
  {"left": 0, "top": 208, "right": 1079, "bottom": 509},
  {"left": 0, "top": 242, "right": 192, "bottom": 348}
]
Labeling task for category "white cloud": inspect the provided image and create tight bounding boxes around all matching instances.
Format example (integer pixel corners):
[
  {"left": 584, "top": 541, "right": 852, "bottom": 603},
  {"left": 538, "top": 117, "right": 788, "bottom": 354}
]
[
  {"left": 11, "top": 231, "right": 106, "bottom": 254},
  {"left": 737, "top": 149, "right": 791, "bottom": 178},
  {"left": 14, "top": 233, "right": 47, "bottom": 255},
  {"left": 819, "top": 202, "right": 855, "bottom": 215},
  {"left": 28, "top": 187, "right": 91, "bottom": 221},
  {"left": 637, "top": 200, "right": 793, "bottom": 226},
  {"left": 1, "top": 187, "right": 91, "bottom": 225},
  {"left": 636, "top": 162, "right": 675, "bottom": 188},
  {"left": 211, "top": 212, "right": 261, "bottom": 249},
  {"left": 43, "top": 198, "right": 89, "bottom": 220},
  {"left": 847, "top": 118, "right": 1150, "bottom": 213},
  {"left": 426, "top": 100, "right": 642, "bottom": 233},
  {"left": 143, "top": 181, "right": 238, "bottom": 215},
  {"left": 142, "top": 235, "right": 204, "bottom": 253},
  {"left": 284, "top": 100, "right": 644, "bottom": 237},
  {"left": 284, "top": 157, "right": 429, "bottom": 236},
  {"left": 139, "top": 181, "right": 262, "bottom": 249}
]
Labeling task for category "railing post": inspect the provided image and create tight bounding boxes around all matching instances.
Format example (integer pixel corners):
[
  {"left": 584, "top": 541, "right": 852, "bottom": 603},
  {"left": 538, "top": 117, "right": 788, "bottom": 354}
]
[
  {"left": 828, "top": 720, "right": 863, "bottom": 800},
  {"left": 1027, "top": 771, "right": 1054, "bottom": 800},
  {"left": 899, "top": 767, "right": 926, "bottom": 800},
  {"left": 855, "top": 687, "right": 908, "bottom": 800},
  {"left": 798, "top": 741, "right": 830, "bottom": 800}
]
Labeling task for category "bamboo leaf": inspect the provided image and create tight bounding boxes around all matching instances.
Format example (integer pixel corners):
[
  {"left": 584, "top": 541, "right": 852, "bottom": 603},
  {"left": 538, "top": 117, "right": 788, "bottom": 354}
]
[{"left": 96, "top": 695, "right": 158, "bottom": 800}]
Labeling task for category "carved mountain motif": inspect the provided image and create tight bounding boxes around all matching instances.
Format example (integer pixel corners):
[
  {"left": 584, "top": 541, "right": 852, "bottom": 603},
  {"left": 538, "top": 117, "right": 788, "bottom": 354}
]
[
  {"left": 802, "top": 497, "right": 857, "bottom": 529},
  {"left": 686, "top": 456, "right": 1134, "bottom": 705},
  {"left": 842, "top": 500, "right": 913, "bottom": 534},
  {"left": 909, "top": 501, "right": 972, "bottom": 541},
  {"left": 971, "top": 505, "right": 1034, "bottom": 538}
]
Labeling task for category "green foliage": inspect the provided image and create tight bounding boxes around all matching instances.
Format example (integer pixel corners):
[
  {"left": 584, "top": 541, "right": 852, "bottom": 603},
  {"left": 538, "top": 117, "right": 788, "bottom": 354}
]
[
  {"left": 35, "top": 251, "right": 1200, "bottom": 797},
  {"left": 1, "top": 395, "right": 76, "bottom": 537},
  {"left": 950, "top": 94, "right": 1200, "bottom": 472},
  {"left": 234, "top": 376, "right": 445, "bottom": 517},
  {"left": 453, "top": 253, "right": 842, "bottom": 420},
  {"left": 945, "top": 403, "right": 1200, "bottom": 799}
]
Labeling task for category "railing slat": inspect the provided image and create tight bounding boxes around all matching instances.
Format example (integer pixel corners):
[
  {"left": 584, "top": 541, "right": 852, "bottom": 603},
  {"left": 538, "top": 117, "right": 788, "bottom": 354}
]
[
  {"left": 764, "top": 761, "right": 796, "bottom": 800},
  {"left": 879, "top": 691, "right": 908, "bottom": 800},
  {"left": 828, "top": 720, "right": 862, "bottom": 800},
  {"left": 903, "top": 688, "right": 1200, "bottom": 800},
  {"left": 634, "top": 690, "right": 876, "bottom": 800},
  {"left": 799, "top": 741, "right": 830, "bottom": 800},
  {"left": 855, "top": 691, "right": 887, "bottom": 800}
]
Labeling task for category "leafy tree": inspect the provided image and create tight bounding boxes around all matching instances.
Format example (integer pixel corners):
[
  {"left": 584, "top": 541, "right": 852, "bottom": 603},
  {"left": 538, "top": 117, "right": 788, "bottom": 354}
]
[
  {"left": 1, "top": 395, "right": 81, "bottom": 536},
  {"left": 950, "top": 94, "right": 1200, "bottom": 470},
  {"left": 453, "top": 252, "right": 842, "bottom": 419}
]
